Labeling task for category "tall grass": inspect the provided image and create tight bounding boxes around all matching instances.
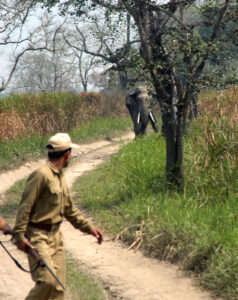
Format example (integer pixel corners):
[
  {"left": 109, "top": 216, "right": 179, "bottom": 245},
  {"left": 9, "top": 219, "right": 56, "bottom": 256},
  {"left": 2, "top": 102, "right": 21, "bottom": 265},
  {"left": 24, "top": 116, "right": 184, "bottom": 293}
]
[
  {"left": 0, "top": 92, "right": 128, "bottom": 140},
  {"left": 73, "top": 87, "right": 238, "bottom": 299},
  {"left": 0, "top": 116, "right": 132, "bottom": 171},
  {"left": 0, "top": 91, "right": 131, "bottom": 170}
]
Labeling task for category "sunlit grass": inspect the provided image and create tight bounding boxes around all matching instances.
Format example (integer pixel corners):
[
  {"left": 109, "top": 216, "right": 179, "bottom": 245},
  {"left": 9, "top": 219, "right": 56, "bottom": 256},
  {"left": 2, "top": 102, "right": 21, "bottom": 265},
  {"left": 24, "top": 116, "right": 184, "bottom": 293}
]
[
  {"left": 66, "top": 255, "right": 106, "bottom": 300},
  {"left": 72, "top": 88, "right": 238, "bottom": 300}
]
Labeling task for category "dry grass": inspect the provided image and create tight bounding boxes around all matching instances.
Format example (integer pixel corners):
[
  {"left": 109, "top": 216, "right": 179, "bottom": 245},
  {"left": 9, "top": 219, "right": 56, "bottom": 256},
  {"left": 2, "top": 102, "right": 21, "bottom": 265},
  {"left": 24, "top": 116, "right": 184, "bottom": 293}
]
[
  {"left": 0, "top": 91, "right": 127, "bottom": 141},
  {"left": 194, "top": 86, "right": 238, "bottom": 167},
  {"left": 0, "top": 112, "right": 27, "bottom": 140},
  {"left": 199, "top": 86, "right": 238, "bottom": 125}
]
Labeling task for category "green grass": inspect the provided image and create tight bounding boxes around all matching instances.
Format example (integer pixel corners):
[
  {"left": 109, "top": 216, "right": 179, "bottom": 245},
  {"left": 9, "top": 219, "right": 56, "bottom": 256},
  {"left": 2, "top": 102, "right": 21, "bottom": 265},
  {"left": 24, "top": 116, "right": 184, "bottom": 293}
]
[
  {"left": 72, "top": 128, "right": 238, "bottom": 300},
  {"left": 66, "top": 255, "right": 106, "bottom": 300},
  {"left": 0, "top": 136, "right": 48, "bottom": 170},
  {"left": 70, "top": 116, "right": 132, "bottom": 142},
  {"left": 0, "top": 178, "right": 26, "bottom": 218},
  {"left": 0, "top": 116, "right": 131, "bottom": 171},
  {"left": 1, "top": 88, "right": 237, "bottom": 299}
]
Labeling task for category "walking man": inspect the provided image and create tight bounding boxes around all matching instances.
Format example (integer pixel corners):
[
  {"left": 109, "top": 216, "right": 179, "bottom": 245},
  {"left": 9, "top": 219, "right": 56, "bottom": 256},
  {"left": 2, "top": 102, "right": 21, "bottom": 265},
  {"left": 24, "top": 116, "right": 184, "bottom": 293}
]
[{"left": 13, "top": 133, "right": 103, "bottom": 300}]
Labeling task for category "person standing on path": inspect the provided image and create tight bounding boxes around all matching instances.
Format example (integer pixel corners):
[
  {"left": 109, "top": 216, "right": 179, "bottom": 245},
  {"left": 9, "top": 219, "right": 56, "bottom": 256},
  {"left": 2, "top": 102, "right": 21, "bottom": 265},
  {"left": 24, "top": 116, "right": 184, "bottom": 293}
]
[{"left": 13, "top": 133, "right": 103, "bottom": 300}]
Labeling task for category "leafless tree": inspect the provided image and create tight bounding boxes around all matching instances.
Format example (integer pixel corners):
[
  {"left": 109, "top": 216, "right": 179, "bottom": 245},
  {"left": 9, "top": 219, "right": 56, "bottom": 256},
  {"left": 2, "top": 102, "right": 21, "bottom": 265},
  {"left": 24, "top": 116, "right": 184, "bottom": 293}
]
[
  {"left": 10, "top": 50, "right": 78, "bottom": 93},
  {"left": 9, "top": 13, "right": 81, "bottom": 93},
  {"left": 73, "top": 51, "right": 97, "bottom": 92},
  {"left": 62, "top": 13, "right": 140, "bottom": 91},
  {"left": 0, "top": 1, "right": 66, "bottom": 93}
]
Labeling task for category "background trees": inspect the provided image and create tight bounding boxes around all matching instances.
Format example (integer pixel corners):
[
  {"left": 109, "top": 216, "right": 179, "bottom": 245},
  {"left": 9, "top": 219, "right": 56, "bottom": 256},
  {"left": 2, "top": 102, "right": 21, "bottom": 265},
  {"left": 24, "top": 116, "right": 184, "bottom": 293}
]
[
  {"left": 4, "top": 0, "right": 235, "bottom": 188},
  {"left": 11, "top": 51, "right": 78, "bottom": 93},
  {"left": 34, "top": 0, "right": 234, "bottom": 187},
  {"left": 0, "top": 1, "right": 60, "bottom": 94},
  {"left": 0, "top": 0, "right": 34, "bottom": 92},
  {"left": 61, "top": 10, "right": 140, "bottom": 91}
]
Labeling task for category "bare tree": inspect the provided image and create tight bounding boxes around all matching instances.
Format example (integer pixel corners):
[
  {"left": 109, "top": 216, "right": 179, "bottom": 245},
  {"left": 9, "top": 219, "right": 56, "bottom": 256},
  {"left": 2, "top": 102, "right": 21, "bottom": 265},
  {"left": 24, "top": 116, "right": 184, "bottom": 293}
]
[
  {"left": 0, "top": 0, "right": 33, "bottom": 92},
  {"left": 11, "top": 50, "right": 78, "bottom": 93},
  {"left": 62, "top": 13, "right": 140, "bottom": 91},
  {"left": 74, "top": 51, "right": 96, "bottom": 92},
  {"left": 0, "top": 1, "right": 64, "bottom": 93},
  {"left": 9, "top": 13, "right": 81, "bottom": 93}
]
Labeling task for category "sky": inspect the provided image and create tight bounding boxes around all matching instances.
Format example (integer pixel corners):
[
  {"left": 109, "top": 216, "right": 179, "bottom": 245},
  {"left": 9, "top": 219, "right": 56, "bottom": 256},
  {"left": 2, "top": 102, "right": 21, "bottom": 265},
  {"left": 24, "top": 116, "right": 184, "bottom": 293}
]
[
  {"left": 0, "top": 0, "right": 171, "bottom": 94},
  {"left": 1, "top": 12, "right": 42, "bottom": 76},
  {"left": 0, "top": 5, "right": 63, "bottom": 94}
]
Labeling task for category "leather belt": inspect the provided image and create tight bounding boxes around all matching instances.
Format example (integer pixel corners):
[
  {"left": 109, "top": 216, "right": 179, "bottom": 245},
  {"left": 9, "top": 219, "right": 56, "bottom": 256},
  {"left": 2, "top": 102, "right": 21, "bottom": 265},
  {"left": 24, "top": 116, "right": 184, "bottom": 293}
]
[{"left": 29, "top": 222, "right": 61, "bottom": 232}]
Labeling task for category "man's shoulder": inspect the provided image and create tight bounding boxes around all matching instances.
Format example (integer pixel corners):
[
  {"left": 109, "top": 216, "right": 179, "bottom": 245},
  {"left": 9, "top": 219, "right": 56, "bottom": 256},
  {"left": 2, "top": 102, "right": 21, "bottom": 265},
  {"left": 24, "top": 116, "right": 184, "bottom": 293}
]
[
  {"left": 29, "top": 162, "right": 50, "bottom": 179},
  {"left": 38, "top": 162, "right": 56, "bottom": 177}
]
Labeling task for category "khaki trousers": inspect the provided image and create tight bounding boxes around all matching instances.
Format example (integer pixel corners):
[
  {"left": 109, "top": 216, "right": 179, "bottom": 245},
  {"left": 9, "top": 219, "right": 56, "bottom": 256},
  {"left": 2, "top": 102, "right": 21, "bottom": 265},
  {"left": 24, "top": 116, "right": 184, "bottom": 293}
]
[{"left": 25, "top": 227, "right": 65, "bottom": 300}]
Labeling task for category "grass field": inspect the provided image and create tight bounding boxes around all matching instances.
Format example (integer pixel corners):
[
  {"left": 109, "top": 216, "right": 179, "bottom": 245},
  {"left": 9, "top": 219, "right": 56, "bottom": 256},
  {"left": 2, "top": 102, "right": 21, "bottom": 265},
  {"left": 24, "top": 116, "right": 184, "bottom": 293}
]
[
  {"left": 72, "top": 88, "right": 238, "bottom": 300},
  {"left": 1, "top": 87, "right": 237, "bottom": 299}
]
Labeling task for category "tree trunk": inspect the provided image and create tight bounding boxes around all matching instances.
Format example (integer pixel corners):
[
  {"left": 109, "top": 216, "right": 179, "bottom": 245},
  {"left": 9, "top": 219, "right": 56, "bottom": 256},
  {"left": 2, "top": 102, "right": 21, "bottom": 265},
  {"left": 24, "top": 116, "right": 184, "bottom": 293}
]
[
  {"left": 174, "top": 110, "right": 184, "bottom": 188},
  {"left": 119, "top": 70, "right": 129, "bottom": 91},
  {"left": 188, "top": 94, "right": 198, "bottom": 120},
  {"left": 162, "top": 96, "right": 184, "bottom": 188},
  {"left": 83, "top": 82, "right": 87, "bottom": 92}
]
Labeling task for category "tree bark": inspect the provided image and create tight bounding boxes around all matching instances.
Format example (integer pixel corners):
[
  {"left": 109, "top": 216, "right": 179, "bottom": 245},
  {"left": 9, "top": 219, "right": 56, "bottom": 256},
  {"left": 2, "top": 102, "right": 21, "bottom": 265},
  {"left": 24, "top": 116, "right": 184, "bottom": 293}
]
[
  {"left": 188, "top": 94, "right": 198, "bottom": 120},
  {"left": 174, "top": 108, "right": 184, "bottom": 188},
  {"left": 119, "top": 70, "right": 129, "bottom": 91}
]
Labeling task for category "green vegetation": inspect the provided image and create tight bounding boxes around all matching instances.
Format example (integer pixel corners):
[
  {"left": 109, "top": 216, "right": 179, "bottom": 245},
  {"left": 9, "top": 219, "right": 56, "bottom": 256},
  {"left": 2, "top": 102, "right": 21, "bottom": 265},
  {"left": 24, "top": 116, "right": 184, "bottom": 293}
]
[
  {"left": 66, "top": 255, "right": 106, "bottom": 300},
  {"left": 73, "top": 88, "right": 238, "bottom": 300},
  {"left": 0, "top": 178, "right": 26, "bottom": 218}
]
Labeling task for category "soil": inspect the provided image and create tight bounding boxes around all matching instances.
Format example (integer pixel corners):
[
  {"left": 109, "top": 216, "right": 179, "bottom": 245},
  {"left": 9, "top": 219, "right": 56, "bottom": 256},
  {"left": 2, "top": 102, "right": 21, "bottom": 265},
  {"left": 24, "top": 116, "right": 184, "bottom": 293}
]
[{"left": 0, "top": 132, "right": 221, "bottom": 300}]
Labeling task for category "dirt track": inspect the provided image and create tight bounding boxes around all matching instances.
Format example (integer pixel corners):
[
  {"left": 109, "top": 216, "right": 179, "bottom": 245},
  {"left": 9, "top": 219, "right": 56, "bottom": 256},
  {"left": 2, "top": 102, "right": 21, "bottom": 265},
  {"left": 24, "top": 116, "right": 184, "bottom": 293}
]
[{"left": 0, "top": 132, "right": 221, "bottom": 300}]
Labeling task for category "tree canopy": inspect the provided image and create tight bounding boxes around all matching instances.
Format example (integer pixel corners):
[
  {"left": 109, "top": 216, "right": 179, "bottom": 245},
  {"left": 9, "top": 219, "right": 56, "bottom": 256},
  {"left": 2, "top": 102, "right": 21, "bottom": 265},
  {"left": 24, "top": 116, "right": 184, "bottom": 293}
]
[{"left": 29, "top": 0, "right": 235, "bottom": 186}]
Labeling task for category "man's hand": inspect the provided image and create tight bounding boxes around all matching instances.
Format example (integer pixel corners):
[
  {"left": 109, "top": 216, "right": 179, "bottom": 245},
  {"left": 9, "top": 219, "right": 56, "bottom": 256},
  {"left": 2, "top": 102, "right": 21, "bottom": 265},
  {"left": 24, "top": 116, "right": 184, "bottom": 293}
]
[
  {"left": 90, "top": 227, "right": 103, "bottom": 244},
  {"left": 17, "top": 239, "right": 34, "bottom": 253}
]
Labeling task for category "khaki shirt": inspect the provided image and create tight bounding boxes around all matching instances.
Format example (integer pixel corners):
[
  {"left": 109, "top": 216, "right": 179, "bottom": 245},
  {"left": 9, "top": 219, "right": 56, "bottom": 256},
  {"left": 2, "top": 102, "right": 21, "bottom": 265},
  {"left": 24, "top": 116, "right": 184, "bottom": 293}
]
[{"left": 13, "top": 161, "right": 93, "bottom": 242}]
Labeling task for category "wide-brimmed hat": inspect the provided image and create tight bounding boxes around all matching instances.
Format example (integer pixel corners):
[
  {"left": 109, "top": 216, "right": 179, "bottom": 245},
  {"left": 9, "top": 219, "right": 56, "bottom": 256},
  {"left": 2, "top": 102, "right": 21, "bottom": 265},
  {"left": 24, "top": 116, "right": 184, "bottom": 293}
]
[{"left": 46, "top": 133, "right": 80, "bottom": 152}]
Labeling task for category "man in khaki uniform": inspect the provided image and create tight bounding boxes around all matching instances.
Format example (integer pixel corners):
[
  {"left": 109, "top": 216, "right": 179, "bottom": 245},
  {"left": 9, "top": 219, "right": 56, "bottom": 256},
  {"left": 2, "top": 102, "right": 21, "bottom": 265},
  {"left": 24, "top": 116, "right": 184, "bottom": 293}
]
[{"left": 13, "top": 133, "right": 103, "bottom": 300}]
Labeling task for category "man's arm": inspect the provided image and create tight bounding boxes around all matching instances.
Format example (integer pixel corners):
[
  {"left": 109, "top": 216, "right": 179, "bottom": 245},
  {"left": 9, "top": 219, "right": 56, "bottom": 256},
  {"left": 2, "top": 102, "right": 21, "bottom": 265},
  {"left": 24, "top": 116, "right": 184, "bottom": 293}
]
[{"left": 64, "top": 190, "right": 103, "bottom": 244}]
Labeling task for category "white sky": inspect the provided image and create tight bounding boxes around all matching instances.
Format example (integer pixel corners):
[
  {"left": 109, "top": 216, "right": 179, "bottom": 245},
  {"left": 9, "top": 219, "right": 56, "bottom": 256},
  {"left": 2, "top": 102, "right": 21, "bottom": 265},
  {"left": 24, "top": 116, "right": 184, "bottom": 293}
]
[
  {"left": 0, "top": 0, "right": 170, "bottom": 94},
  {"left": 0, "top": 5, "right": 64, "bottom": 94}
]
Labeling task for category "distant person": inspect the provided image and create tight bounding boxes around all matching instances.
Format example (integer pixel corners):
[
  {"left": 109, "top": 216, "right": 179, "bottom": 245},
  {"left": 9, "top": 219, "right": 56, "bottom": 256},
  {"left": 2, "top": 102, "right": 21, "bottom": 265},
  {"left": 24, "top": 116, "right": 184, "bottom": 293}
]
[{"left": 13, "top": 133, "right": 103, "bottom": 300}]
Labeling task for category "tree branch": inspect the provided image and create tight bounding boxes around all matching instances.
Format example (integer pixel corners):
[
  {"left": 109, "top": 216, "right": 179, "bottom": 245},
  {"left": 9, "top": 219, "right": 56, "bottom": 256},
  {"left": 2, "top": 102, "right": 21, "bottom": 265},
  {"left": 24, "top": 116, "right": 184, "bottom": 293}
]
[{"left": 194, "top": 0, "right": 231, "bottom": 79}]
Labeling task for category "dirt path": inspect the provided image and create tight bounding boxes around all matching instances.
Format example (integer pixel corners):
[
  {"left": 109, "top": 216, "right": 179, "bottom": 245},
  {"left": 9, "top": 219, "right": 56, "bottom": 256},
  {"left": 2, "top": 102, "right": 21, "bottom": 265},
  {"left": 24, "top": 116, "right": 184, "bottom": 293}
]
[{"left": 0, "top": 132, "right": 221, "bottom": 300}]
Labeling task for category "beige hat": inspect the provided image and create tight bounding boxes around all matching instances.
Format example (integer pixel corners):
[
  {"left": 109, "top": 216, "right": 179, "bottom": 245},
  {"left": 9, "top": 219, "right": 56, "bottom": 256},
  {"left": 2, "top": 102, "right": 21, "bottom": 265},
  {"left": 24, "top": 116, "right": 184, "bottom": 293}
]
[{"left": 46, "top": 133, "right": 80, "bottom": 152}]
